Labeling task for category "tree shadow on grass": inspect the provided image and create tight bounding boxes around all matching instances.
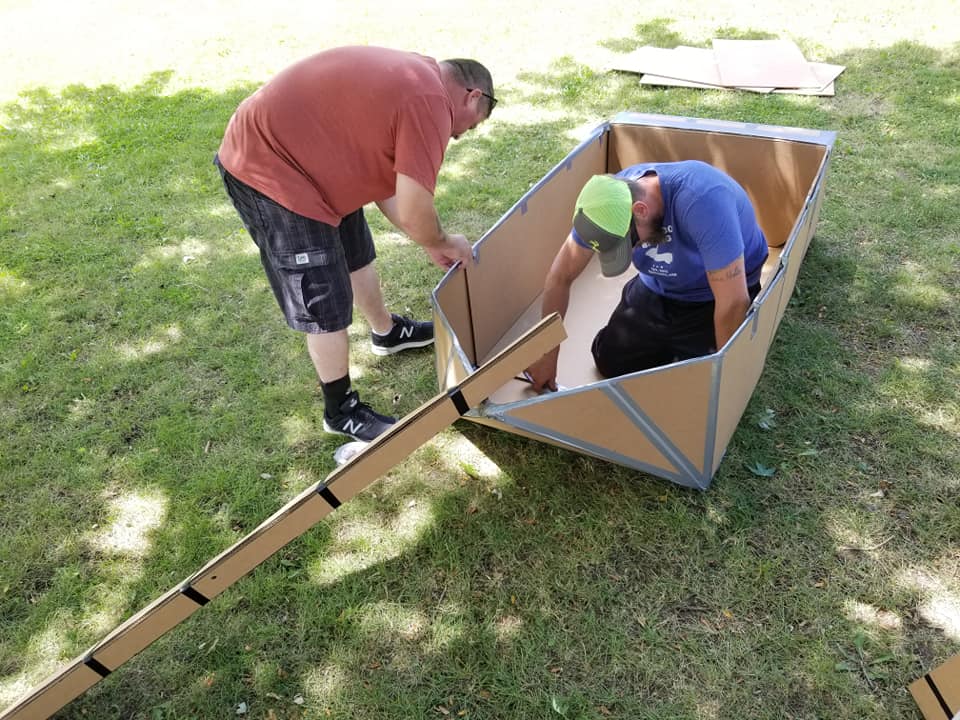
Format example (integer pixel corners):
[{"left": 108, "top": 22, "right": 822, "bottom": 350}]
[{"left": 0, "top": 28, "right": 958, "bottom": 720}]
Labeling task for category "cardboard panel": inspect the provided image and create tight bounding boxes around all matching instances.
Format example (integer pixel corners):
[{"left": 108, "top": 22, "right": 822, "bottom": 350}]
[
  {"left": 910, "top": 653, "right": 960, "bottom": 720},
  {"left": 433, "top": 313, "right": 463, "bottom": 392},
  {"left": 757, "top": 264, "right": 789, "bottom": 341},
  {"left": 615, "top": 359, "right": 715, "bottom": 474},
  {"left": 505, "top": 386, "right": 679, "bottom": 475},
  {"left": 774, "top": 168, "right": 828, "bottom": 327},
  {"left": 712, "top": 300, "right": 781, "bottom": 471},
  {"left": 607, "top": 124, "right": 826, "bottom": 248},
  {"left": 93, "top": 591, "right": 203, "bottom": 669},
  {"left": 191, "top": 493, "right": 335, "bottom": 598},
  {"left": 433, "top": 268, "right": 475, "bottom": 367},
  {"left": 468, "top": 133, "right": 607, "bottom": 362},
  {"left": 713, "top": 39, "right": 819, "bottom": 88},
  {"left": 613, "top": 46, "right": 773, "bottom": 90},
  {"left": 0, "top": 662, "right": 101, "bottom": 720},
  {"left": 759, "top": 245, "right": 783, "bottom": 291},
  {"left": 470, "top": 410, "right": 664, "bottom": 468}
]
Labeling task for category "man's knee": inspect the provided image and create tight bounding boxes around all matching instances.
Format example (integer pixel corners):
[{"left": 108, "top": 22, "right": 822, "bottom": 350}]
[{"left": 591, "top": 327, "right": 621, "bottom": 378}]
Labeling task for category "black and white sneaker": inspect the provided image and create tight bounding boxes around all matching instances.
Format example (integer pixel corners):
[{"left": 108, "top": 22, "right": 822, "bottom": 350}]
[
  {"left": 370, "top": 314, "right": 434, "bottom": 356},
  {"left": 323, "top": 391, "right": 396, "bottom": 442}
]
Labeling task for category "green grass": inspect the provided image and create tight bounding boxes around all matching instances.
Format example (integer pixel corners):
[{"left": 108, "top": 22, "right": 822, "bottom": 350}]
[{"left": 2, "top": 3, "right": 959, "bottom": 719}]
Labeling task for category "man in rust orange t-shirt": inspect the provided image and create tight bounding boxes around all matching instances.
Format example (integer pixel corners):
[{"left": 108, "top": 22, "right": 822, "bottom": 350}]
[{"left": 215, "top": 46, "right": 495, "bottom": 442}]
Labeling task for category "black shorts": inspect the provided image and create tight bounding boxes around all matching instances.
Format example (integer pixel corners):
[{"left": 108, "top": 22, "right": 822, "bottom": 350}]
[
  {"left": 591, "top": 275, "right": 761, "bottom": 376},
  {"left": 215, "top": 156, "right": 376, "bottom": 333}
]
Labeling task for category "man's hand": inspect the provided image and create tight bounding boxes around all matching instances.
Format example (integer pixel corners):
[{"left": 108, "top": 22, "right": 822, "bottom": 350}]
[
  {"left": 525, "top": 348, "right": 559, "bottom": 392},
  {"left": 424, "top": 233, "right": 473, "bottom": 270}
]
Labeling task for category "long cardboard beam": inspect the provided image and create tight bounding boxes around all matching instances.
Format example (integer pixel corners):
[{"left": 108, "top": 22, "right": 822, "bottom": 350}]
[{"left": 1, "top": 313, "right": 566, "bottom": 720}]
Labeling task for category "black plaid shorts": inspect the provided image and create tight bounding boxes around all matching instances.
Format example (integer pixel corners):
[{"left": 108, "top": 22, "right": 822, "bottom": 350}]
[{"left": 215, "top": 156, "right": 376, "bottom": 333}]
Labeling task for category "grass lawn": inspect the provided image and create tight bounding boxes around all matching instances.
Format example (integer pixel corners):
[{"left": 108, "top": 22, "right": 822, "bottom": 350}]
[{"left": 1, "top": 1, "right": 959, "bottom": 719}]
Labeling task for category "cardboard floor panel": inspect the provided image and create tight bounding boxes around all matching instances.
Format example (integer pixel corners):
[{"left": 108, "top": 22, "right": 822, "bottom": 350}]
[{"left": 481, "top": 253, "right": 624, "bottom": 399}]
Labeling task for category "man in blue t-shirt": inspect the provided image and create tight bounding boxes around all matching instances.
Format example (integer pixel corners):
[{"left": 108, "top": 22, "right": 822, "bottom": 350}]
[{"left": 526, "top": 161, "right": 769, "bottom": 390}]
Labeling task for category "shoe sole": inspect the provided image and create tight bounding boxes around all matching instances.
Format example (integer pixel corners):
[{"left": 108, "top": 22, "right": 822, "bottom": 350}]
[{"left": 369, "top": 337, "right": 435, "bottom": 356}]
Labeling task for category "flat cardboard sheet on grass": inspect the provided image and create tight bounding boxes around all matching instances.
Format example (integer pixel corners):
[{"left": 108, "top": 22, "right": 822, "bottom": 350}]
[
  {"left": 610, "top": 39, "right": 844, "bottom": 96},
  {"left": 712, "top": 38, "right": 819, "bottom": 88},
  {"left": 642, "top": 60, "right": 844, "bottom": 96}
]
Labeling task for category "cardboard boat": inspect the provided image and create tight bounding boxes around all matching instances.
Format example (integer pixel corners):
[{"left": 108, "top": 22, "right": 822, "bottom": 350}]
[{"left": 432, "top": 112, "right": 836, "bottom": 489}]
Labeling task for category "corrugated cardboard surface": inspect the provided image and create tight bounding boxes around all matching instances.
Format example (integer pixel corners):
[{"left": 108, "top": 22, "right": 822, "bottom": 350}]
[
  {"left": 607, "top": 124, "right": 827, "bottom": 247},
  {"left": 712, "top": 39, "right": 818, "bottom": 88},
  {"left": 612, "top": 41, "right": 845, "bottom": 96},
  {"left": 616, "top": 359, "right": 715, "bottom": 475},
  {"left": 1, "top": 662, "right": 102, "bottom": 720},
  {"left": 434, "top": 266, "right": 475, "bottom": 368},
  {"left": 910, "top": 654, "right": 960, "bottom": 720},
  {"left": 506, "top": 385, "right": 679, "bottom": 475}
]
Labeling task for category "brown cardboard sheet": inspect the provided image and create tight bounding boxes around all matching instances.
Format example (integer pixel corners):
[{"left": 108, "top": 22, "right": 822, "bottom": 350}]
[
  {"left": 506, "top": 387, "right": 679, "bottom": 475},
  {"left": 611, "top": 46, "right": 750, "bottom": 87},
  {"left": 0, "top": 662, "right": 102, "bottom": 720},
  {"left": 607, "top": 124, "right": 827, "bottom": 247},
  {"left": 433, "top": 267, "right": 475, "bottom": 367},
  {"left": 615, "top": 44, "right": 844, "bottom": 95},
  {"left": 910, "top": 653, "right": 960, "bottom": 720},
  {"left": 641, "top": 73, "right": 835, "bottom": 97},
  {"left": 712, "top": 294, "right": 783, "bottom": 471},
  {"left": 713, "top": 38, "right": 819, "bottom": 89},
  {"left": 637, "top": 46, "right": 774, "bottom": 93},
  {"left": 617, "top": 359, "right": 715, "bottom": 473}
]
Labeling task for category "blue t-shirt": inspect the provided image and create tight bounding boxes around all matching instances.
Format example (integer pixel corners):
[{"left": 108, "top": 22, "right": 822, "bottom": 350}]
[{"left": 572, "top": 161, "right": 768, "bottom": 303}]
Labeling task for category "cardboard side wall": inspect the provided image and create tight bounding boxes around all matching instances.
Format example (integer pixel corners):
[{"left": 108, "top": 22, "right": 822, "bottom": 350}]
[
  {"left": 433, "top": 269, "right": 474, "bottom": 387},
  {"left": 607, "top": 125, "right": 826, "bottom": 248},
  {"left": 467, "top": 133, "right": 607, "bottom": 362}
]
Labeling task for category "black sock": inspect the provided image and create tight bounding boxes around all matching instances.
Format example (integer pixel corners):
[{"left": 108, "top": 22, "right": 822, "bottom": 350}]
[{"left": 321, "top": 375, "right": 351, "bottom": 418}]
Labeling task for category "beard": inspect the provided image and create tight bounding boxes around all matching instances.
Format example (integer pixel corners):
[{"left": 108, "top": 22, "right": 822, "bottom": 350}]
[{"left": 635, "top": 212, "right": 667, "bottom": 245}]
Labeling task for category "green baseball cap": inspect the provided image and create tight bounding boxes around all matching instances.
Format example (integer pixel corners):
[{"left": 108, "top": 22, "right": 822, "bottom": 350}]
[{"left": 572, "top": 174, "right": 634, "bottom": 277}]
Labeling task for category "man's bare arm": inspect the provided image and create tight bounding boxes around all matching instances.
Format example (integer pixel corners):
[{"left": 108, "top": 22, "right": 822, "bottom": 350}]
[
  {"left": 525, "top": 235, "right": 594, "bottom": 390},
  {"left": 376, "top": 173, "right": 472, "bottom": 269},
  {"left": 705, "top": 254, "right": 751, "bottom": 350}
]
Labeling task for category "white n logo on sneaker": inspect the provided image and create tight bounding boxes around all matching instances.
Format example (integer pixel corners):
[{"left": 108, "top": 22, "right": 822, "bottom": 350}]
[
  {"left": 399, "top": 325, "right": 414, "bottom": 339},
  {"left": 342, "top": 419, "right": 365, "bottom": 435}
]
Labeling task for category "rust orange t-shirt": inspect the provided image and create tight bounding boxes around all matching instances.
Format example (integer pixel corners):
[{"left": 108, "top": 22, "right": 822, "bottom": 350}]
[{"left": 217, "top": 46, "right": 454, "bottom": 225}]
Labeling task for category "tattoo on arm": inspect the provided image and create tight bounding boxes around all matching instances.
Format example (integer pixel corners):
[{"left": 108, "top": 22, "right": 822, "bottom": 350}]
[{"left": 707, "top": 263, "right": 744, "bottom": 281}]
